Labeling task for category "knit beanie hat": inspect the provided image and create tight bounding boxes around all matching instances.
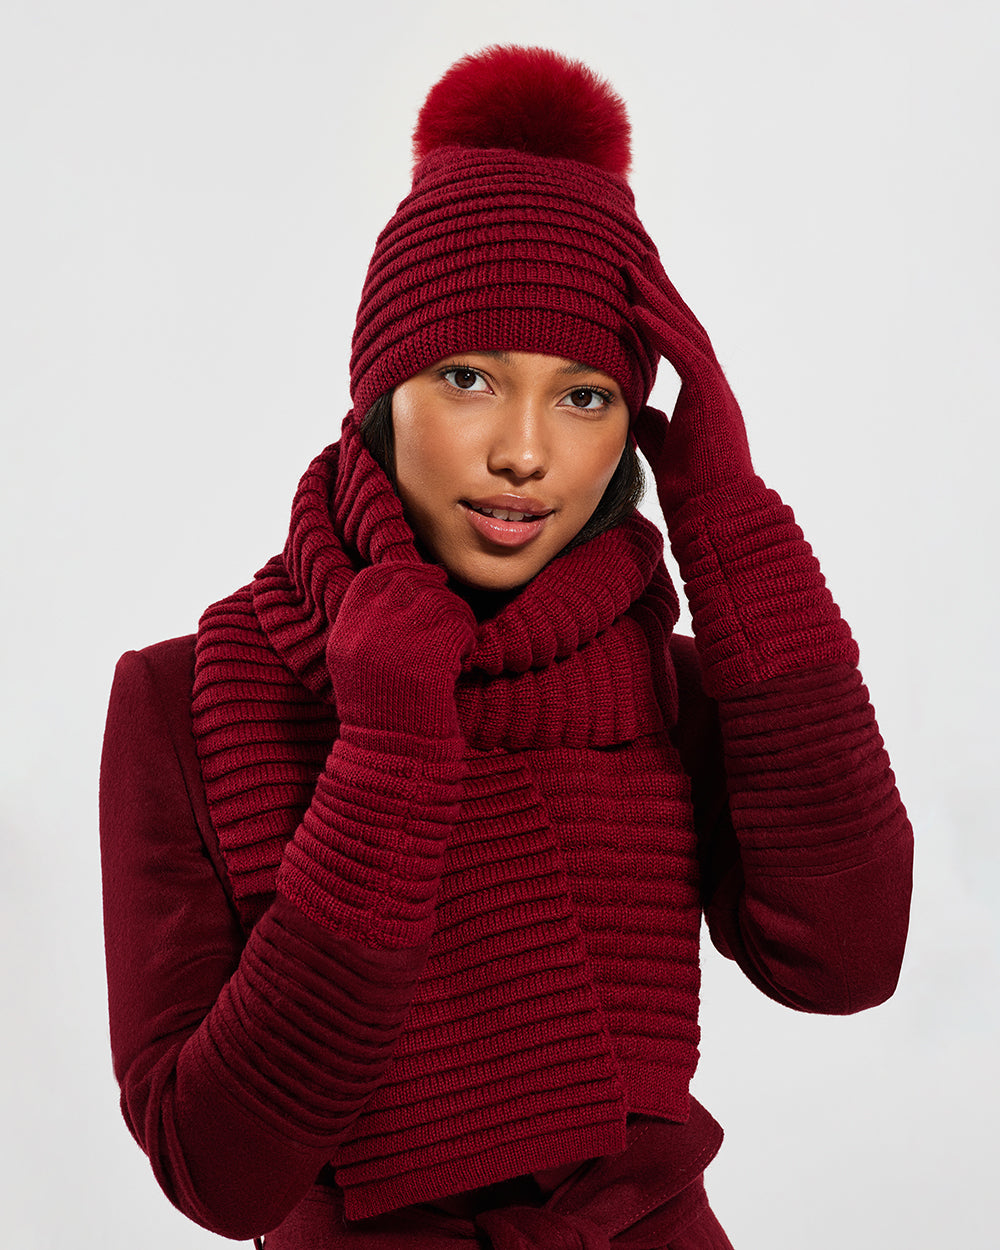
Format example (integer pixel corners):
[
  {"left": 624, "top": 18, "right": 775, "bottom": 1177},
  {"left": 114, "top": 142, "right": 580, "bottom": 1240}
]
[{"left": 349, "top": 45, "right": 661, "bottom": 418}]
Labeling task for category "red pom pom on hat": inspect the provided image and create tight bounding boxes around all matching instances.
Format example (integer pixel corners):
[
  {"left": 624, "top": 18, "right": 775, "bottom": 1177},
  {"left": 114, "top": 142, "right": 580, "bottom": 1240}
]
[{"left": 413, "top": 44, "right": 632, "bottom": 178}]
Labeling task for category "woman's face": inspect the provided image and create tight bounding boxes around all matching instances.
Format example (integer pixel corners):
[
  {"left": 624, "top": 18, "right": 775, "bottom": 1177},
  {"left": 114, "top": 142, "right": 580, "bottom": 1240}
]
[{"left": 391, "top": 350, "right": 630, "bottom": 591}]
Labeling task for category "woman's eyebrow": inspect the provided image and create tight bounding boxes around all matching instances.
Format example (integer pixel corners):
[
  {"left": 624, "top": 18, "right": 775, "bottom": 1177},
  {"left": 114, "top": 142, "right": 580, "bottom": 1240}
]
[
  {"left": 471, "top": 350, "right": 513, "bottom": 364},
  {"left": 559, "top": 360, "right": 605, "bottom": 376}
]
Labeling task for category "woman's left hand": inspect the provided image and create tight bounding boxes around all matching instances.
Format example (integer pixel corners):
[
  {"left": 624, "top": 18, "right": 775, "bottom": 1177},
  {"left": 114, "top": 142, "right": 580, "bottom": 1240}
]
[
  {"left": 627, "top": 254, "right": 859, "bottom": 695},
  {"left": 626, "top": 256, "right": 755, "bottom": 517}
]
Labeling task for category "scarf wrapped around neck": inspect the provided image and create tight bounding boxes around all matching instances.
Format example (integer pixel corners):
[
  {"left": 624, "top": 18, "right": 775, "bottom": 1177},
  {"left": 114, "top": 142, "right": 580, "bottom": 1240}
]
[{"left": 192, "top": 415, "right": 706, "bottom": 1219}]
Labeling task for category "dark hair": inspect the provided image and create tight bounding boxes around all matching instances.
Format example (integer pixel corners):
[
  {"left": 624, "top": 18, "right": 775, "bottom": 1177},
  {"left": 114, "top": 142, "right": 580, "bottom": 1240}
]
[{"left": 359, "top": 390, "right": 645, "bottom": 552}]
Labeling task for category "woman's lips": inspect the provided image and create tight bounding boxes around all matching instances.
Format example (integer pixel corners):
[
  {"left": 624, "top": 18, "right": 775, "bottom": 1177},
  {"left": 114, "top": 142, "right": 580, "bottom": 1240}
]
[{"left": 462, "top": 500, "right": 552, "bottom": 548}]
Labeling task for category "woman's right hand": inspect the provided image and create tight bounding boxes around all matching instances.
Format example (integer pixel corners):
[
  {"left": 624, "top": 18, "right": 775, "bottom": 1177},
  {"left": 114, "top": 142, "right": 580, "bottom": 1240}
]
[
  {"left": 282, "top": 562, "right": 474, "bottom": 945},
  {"left": 327, "top": 562, "right": 477, "bottom": 739}
]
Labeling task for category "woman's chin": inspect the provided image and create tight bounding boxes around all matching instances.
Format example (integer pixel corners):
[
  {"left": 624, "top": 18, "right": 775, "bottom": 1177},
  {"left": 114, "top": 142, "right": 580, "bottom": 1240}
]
[
  {"left": 428, "top": 542, "right": 547, "bottom": 595},
  {"left": 445, "top": 562, "right": 535, "bottom": 595}
]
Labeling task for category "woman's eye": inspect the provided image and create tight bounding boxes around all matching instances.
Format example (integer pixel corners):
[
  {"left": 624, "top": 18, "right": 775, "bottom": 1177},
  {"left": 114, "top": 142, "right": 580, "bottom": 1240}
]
[
  {"left": 563, "top": 387, "right": 610, "bottom": 410},
  {"left": 443, "top": 367, "right": 489, "bottom": 391}
]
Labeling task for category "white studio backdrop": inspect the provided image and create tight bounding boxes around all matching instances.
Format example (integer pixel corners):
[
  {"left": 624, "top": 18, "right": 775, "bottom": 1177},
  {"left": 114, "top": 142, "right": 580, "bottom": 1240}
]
[{"left": 1, "top": 1, "right": 997, "bottom": 1246}]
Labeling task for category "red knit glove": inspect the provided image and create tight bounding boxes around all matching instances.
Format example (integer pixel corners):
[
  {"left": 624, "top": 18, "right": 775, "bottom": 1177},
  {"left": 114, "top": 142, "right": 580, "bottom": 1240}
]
[
  {"left": 626, "top": 256, "right": 753, "bottom": 516},
  {"left": 327, "top": 561, "right": 477, "bottom": 741},
  {"left": 627, "top": 256, "right": 856, "bottom": 695},
  {"left": 279, "top": 564, "right": 475, "bottom": 947}
]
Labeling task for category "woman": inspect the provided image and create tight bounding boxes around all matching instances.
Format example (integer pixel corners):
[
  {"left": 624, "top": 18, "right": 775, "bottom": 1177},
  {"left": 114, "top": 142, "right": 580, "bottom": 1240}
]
[{"left": 100, "top": 46, "right": 913, "bottom": 1248}]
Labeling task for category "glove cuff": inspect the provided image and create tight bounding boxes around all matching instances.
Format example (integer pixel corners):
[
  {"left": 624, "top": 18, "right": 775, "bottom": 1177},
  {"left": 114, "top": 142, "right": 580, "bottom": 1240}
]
[
  {"left": 668, "top": 477, "right": 859, "bottom": 696},
  {"left": 332, "top": 650, "right": 467, "bottom": 740},
  {"left": 278, "top": 727, "right": 466, "bottom": 948}
]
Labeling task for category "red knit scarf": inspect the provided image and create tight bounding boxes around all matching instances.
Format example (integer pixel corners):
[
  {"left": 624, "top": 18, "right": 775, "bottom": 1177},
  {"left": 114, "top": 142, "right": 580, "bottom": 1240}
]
[{"left": 192, "top": 416, "right": 706, "bottom": 1218}]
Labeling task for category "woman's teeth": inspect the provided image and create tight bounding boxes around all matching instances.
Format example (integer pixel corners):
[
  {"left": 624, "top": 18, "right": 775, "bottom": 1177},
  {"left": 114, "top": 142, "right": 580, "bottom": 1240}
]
[{"left": 473, "top": 506, "right": 540, "bottom": 522}]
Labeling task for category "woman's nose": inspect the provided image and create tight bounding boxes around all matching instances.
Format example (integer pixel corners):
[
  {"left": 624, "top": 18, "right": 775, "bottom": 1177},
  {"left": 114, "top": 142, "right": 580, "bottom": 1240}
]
[{"left": 486, "top": 402, "right": 550, "bottom": 479}]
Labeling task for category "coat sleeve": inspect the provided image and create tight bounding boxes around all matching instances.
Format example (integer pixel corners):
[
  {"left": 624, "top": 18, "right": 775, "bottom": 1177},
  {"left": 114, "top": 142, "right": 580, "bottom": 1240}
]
[
  {"left": 99, "top": 641, "right": 461, "bottom": 1240},
  {"left": 670, "top": 633, "right": 913, "bottom": 1016}
]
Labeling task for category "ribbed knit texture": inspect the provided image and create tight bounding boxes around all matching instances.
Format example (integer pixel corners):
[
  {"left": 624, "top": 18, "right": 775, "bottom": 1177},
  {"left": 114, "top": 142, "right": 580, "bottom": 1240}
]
[
  {"left": 350, "top": 146, "right": 660, "bottom": 417},
  {"left": 261, "top": 1105, "right": 724, "bottom": 1248},
  {"left": 521, "top": 742, "right": 702, "bottom": 1103},
  {"left": 708, "top": 661, "right": 913, "bottom": 1016},
  {"left": 668, "top": 479, "right": 859, "bottom": 696},
  {"left": 331, "top": 748, "right": 629, "bottom": 1211},
  {"left": 720, "top": 665, "right": 902, "bottom": 866},
  {"left": 191, "top": 415, "right": 700, "bottom": 1218},
  {"left": 277, "top": 726, "right": 464, "bottom": 950},
  {"left": 193, "top": 898, "right": 422, "bottom": 1149}
]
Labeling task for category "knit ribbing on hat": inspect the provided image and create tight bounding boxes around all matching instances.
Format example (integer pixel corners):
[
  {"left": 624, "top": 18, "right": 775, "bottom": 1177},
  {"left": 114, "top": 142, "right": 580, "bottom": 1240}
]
[{"left": 350, "top": 145, "right": 660, "bottom": 417}]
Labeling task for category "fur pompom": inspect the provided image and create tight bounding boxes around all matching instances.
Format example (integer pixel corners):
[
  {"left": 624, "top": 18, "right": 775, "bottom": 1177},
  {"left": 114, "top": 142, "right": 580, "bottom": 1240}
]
[{"left": 413, "top": 45, "right": 631, "bottom": 177}]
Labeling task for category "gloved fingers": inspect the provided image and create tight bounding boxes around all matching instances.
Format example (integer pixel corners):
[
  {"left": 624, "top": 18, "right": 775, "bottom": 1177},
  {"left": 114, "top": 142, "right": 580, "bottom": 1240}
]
[
  {"left": 630, "top": 302, "right": 692, "bottom": 382},
  {"left": 331, "top": 562, "right": 477, "bottom": 667},
  {"left": 625, "top": 260, "right": 755, "bottom": 504},
  {"left": 630, "top": 304, "right": 735, "bottom": 419},
  {"left": 624, "top": 258, "right": 715, "bottom": 361}
]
